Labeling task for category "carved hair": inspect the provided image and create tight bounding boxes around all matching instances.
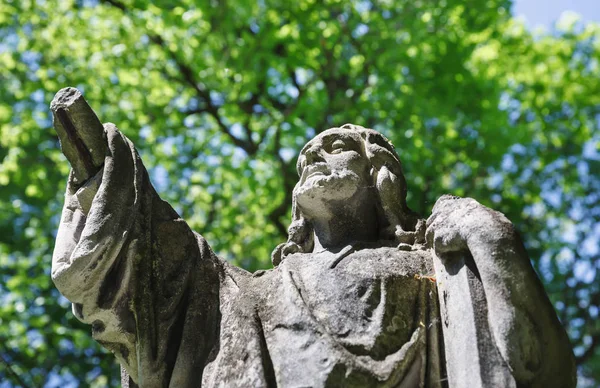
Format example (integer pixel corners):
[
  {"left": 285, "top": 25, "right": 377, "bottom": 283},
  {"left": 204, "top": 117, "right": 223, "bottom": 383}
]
[{"left": 271, "top": 124, "right": 425, "bottom": 266}]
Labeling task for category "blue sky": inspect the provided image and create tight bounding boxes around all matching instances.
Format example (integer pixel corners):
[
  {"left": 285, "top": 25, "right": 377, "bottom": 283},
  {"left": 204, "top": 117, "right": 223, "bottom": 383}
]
[{"left": 513, "top": 0, "right": 600, "bottom": 27}]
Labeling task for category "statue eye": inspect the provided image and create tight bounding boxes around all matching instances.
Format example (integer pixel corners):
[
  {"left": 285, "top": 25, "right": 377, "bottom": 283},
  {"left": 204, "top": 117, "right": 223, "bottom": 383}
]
[{"left": 330, "top": 140, "right": 346, "bottom": 154}]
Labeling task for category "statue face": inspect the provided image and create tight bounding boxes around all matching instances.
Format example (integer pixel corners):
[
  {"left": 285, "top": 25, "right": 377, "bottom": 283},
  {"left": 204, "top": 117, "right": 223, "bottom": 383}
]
[{"left": 293, "top": 128, "right": 373, "bottom": 217}]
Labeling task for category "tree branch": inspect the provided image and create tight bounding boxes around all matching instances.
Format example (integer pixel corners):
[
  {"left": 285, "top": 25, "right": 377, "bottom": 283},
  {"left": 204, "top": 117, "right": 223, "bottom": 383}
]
[
  {"left": 101, "top": 0, "right": 126, "bottom": 11},
  {"left": 147, "top": 34, "right": 258, "bottom": 155},
  {"left": 0, "top": 351, "right": 33, "bottom": 388},
  {"left": 100, "top": 0, "right": 258, "bottom": 155}
]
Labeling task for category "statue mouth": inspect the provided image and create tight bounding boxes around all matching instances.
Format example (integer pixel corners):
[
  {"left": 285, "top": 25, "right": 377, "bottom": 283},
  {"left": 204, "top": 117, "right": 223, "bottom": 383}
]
[
  {"left": 300, "top": 163, "right": 331, "bottom": 185},
  {"left": 307, "top": 171, "right": 325, "bottom": 179}
]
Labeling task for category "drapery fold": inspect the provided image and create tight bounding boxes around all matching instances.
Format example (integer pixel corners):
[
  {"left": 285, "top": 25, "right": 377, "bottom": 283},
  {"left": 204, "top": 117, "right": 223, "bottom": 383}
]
[{"left": 52, "top": 125, "right": 220, "bottom": 386}]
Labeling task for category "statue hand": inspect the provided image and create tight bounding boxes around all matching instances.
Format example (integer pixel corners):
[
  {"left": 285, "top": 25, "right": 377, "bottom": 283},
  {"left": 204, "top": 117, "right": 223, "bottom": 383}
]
[
  {"left": 51, "top": 87, "right": 108, "bottom": 186},
  {"left": 426, "top": 194, "right": 514, "bottom": 259}
]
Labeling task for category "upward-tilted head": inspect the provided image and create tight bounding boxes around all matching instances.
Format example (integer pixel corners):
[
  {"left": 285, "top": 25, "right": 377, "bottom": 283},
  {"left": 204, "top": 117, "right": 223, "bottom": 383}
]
[{"left": 271, "top": 124, "right": 425, "bottom": 265}]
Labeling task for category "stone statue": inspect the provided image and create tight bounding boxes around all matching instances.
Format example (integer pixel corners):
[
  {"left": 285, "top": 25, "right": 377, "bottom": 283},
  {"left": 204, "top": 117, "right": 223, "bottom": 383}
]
[{"left": 50, "top": 88, "right": 576, "bottom": 387}]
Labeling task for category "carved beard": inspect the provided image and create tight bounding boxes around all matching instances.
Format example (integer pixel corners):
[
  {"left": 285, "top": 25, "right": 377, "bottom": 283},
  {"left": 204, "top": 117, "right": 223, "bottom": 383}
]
[{"left": 293, "top": 168, "right": 365, "bottom": 209}]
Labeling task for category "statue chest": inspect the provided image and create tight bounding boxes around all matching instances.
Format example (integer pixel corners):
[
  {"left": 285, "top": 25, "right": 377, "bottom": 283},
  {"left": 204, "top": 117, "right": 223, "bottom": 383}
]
[{"left": 264, "top": 247, "right": 436, "bottom": 358}]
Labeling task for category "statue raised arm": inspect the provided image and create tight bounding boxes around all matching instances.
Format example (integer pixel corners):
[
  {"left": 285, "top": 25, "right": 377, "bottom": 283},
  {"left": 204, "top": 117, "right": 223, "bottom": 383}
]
[
  {"left": 51, "top": 88, "right": 575, "bottom": 387},
  {"left": 51, "top": 88, "right": 222, "bottom": 385}
]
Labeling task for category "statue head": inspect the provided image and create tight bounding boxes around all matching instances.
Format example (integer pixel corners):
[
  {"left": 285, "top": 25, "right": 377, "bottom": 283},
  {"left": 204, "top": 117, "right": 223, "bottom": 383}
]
[{"left": 271, "top": 124, "right": 425, "bottom": 265}]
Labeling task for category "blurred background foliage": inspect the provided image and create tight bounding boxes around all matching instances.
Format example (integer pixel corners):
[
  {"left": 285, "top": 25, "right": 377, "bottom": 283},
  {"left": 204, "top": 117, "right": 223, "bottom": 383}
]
[{"left": 0, "top": 0, "right": 599, "bottom": 386}]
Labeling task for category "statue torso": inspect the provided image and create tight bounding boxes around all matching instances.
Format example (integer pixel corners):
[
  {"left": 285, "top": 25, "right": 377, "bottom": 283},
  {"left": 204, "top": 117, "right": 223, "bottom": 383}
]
[
  {"left": 203, "top": 246, "right": 443, "bottom": 388},
  {"left": 271, "top": 246, "right": 435, "bottom": 356}
]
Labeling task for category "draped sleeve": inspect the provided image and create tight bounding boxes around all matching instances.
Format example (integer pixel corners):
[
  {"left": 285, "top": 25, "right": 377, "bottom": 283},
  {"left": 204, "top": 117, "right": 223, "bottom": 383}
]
[{"left": 52, "top": 124, "right": 221, "bottom": 386}]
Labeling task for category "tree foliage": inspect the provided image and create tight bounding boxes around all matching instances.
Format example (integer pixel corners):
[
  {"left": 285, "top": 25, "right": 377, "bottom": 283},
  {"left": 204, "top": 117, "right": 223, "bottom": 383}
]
[{"left": 1, "top": 0, "right": 599, "bottom": 385}]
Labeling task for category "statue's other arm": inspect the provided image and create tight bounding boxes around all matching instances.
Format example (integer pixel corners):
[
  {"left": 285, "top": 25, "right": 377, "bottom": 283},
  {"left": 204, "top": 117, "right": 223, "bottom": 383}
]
[
  {"left": 51, "top": 89, "right": 220, "bottom": 385},
  {"left": 426, "top": 195, "right": 576, "bottom": 388}
]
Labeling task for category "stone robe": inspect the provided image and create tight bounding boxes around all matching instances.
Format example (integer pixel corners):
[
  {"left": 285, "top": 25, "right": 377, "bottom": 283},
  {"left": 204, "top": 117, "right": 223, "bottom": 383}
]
[{"left": 52, "top": 126, "right": 446, "bottom": 387}]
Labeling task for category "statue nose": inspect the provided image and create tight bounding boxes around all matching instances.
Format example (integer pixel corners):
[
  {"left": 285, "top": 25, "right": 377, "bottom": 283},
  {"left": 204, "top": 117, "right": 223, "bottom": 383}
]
[{"left": 304, "top": 146, "right": 325, "bottom": 164}]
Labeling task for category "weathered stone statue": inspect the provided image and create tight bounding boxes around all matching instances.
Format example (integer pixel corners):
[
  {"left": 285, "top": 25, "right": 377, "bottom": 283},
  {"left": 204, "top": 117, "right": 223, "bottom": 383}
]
[{"left": 51, "top": 88, "right": 576, "bottom": 387}]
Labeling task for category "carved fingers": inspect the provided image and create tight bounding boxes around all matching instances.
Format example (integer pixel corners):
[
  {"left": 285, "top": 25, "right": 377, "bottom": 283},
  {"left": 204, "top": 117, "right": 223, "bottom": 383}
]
[
  {"left": 51, "top": 87, "right": 107, "bottom": 185},
  {"left": 427, "top": 194, "right": 519, "bottom": 259},
  {"left": 426, "top": 195, "right": 482, "bottom": 257}
]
